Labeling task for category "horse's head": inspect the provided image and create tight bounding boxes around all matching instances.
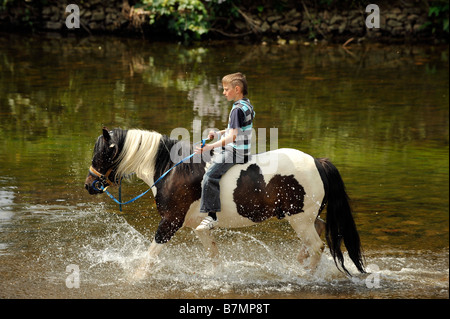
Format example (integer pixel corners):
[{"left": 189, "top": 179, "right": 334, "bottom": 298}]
[{"left": 84, "top": 127, "right": 123, "bottom": 195}]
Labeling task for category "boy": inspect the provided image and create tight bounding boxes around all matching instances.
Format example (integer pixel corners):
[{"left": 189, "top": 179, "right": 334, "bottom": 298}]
[{"left": 195, "top": 72, "right": 255, "bottom": 230}]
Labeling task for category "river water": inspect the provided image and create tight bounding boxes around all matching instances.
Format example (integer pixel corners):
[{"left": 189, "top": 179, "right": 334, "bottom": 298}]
[{"left": 0, "top": 32, "right": 448, "bottom": 299}]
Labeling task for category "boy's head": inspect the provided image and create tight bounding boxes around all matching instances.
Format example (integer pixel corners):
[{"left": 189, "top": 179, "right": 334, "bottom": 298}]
[{"left": 222, "top": 72, "right": 248, "bottom": 101}]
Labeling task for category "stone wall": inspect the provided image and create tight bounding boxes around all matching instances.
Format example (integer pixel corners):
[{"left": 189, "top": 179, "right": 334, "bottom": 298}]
[
  {"left": 42, "top": 0, "right": 129, "bottom": 33},
  {"left": 0, "top": 0, "right": 444, "bottom": 43},
  {"left": 1, "top": 0, "right": 134, "bottom": 34},
  {"left": 227, "top": 4, "right": 432, "bottom": 42}
]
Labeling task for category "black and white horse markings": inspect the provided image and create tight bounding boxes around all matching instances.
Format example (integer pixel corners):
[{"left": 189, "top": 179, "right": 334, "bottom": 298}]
[{"left": 85, "top": 128, "right": 365, "bottom": 279}]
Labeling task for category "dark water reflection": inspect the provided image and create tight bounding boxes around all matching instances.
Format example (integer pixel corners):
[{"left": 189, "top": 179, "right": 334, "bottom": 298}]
[{"left": 0, "top": 32, "right": 448, "bottom": 299}]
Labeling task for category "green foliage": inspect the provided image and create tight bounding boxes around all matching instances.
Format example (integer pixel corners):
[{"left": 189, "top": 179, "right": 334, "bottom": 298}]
[
  {"left": 140, "top": 0, "right": 210, "bottom": 41},
  {"left": 428, "top": 0, "right": 449, "bottom": 33},
  {"left": 1, "top": 0, "right": 13, "bottom": 11}
]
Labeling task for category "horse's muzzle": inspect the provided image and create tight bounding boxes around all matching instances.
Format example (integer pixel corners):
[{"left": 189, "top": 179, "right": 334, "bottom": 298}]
[{"left": 84, "top": 175, "right": 103, "bottom": 195}]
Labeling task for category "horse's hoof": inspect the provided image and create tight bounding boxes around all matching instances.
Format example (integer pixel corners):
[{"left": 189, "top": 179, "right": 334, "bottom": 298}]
[{"left": 127, "top": 265, "right": 148, "bottom": 283}]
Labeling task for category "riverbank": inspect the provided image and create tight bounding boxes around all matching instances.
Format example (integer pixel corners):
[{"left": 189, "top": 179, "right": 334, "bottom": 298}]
[{"left": 0, "top": 0, "right": 448, "bottom": 44}]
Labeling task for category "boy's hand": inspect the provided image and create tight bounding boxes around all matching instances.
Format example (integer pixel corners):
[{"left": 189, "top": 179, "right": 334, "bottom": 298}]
[
  {"left": 195, "top": 129, "right": 236, "bottom": 154},
  {"left": 208, "top": 130, "right": 218, "bottom": 140},
  {"left": 194, "top": 143, "right": 213, "bottom": 155},
  {"left": 194, "top": 130, "right": 219, "bottom": 154}
]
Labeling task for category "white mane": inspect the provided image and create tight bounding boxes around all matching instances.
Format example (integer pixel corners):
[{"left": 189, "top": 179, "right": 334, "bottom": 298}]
[{"left": 115, "top": 129, "right": 162, "bottom": 184}]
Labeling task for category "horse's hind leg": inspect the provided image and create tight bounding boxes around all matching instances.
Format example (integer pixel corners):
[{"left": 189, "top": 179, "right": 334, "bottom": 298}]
[
  {"left": 314, "top": 217, "right": 326, "bottom": 237},
  {"left": 287, "top": 213, "right": 324, "bottom": 272},
  {"left": 194, "top": 228, "right": 220, "bottom": 266}
]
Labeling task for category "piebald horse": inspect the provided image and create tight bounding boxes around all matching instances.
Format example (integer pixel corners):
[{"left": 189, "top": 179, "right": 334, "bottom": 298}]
[{"left": 85, "top": 128, "right": 365, "bottom": 279}]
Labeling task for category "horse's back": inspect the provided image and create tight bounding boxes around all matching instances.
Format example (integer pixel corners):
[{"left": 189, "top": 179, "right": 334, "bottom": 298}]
[
  {"left": 252, "top": 148, "right": 317, "bottom": 175},
  {"left": 217, "top": 148, "right": 325, "bottom": 228}
]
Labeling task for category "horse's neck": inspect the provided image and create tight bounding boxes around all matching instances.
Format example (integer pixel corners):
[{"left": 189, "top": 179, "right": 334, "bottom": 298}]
[
  {"left": 117, "top": 132, "right": 208, "bottom": 188},
  {"left": 153, "top": 136, "right": 210, "bottom": 186},
  {"left": 153, "top": 136, "right": 201, "bottom": 176},
  {"left": 115, "top": 130, "right": 162, "bottom": 183},
  {"left": 153, "top": 136, "right": 178, "bottom": 180}
]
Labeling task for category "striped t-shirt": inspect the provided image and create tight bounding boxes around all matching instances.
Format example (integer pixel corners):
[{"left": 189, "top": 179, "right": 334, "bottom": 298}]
[{"left": 224, "top": 98, "right": 255, "bottom": 163}]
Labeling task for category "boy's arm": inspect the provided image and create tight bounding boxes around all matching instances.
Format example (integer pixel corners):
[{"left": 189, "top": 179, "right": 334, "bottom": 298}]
[
  {"left": 209, "top": 128, "right": 238, "bottom": 148},
  {"left": 207, "top": 129, "right": 227, "bottom": 140},
  {"left": 208, "top": 107, "right": 243, "bottom": 141},
  {"left": 196, "top": 129, "right": 238, "bottom": 154},
  {"left": 198, "top": 108, "right": 243, "bottom": 154}
]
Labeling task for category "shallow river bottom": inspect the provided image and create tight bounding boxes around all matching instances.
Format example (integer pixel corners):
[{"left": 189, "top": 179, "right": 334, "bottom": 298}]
[{"left": 0, "top": 201, "right": 448, "bottom": 299}]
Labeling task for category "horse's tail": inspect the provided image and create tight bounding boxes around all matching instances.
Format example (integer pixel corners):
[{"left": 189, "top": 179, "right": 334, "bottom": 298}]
[{"left": 315, "top": 158, "right": 365, "bottom": 275}]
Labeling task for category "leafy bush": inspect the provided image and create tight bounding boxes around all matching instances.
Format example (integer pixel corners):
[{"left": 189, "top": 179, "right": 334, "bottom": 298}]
[
  {"left": 428, "top": 0, "right": 449, "bottom": 33},
  {"left": 139, "top": 0, "right": 210, "bottom": 41}
]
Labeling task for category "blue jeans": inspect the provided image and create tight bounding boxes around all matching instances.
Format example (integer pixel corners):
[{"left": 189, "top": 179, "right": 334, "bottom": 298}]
[{"left": 200, "top": 150, "right": 237, "bottom": 213}]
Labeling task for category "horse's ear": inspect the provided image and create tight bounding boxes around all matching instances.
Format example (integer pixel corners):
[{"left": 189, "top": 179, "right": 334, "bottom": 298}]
[{"left": 102, "top": 127, "right": 111, "bottom": 141}]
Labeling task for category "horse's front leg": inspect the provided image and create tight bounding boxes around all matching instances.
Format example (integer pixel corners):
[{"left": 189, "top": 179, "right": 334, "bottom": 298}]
[
  {"left": 194, "top": 227, "right": 219, "bottom": 266},
  {"left": 131, "top": 239, "right": 164, "bottom": 281},
  {"left": 131, "top": 215, "right": 183, "bottom": 281},
  {"left": 184, "top": 213, "right": 220, "bottom": 266},
  {"left": 131, "top": 217, "right": 181, "bottom": 281}
]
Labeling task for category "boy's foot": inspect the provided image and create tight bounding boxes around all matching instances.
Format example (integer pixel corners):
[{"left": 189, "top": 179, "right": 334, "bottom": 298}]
[{"left": 196, "top": 216, "right": 218, "bottom": 231}]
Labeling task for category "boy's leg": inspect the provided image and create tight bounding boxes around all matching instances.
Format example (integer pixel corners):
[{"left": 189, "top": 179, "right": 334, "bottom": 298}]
[{"left": 198, "top": 151, "right": 235, "bottom": 229}]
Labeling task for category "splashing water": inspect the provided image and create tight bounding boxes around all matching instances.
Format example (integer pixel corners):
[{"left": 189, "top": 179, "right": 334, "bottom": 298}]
[{"left": 0, "top": 200, "right": 448, "bottom": 298}]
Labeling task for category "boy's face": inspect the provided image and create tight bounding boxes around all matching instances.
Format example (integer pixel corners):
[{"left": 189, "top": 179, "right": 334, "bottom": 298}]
[{"left": 222, "top": 82, "right": 242, "bottom": 101}]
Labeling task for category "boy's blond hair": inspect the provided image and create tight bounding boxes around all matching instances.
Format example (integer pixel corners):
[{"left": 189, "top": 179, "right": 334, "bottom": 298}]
[{"left": 222, "top": 72, "right": 248, "bottom": 96}]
